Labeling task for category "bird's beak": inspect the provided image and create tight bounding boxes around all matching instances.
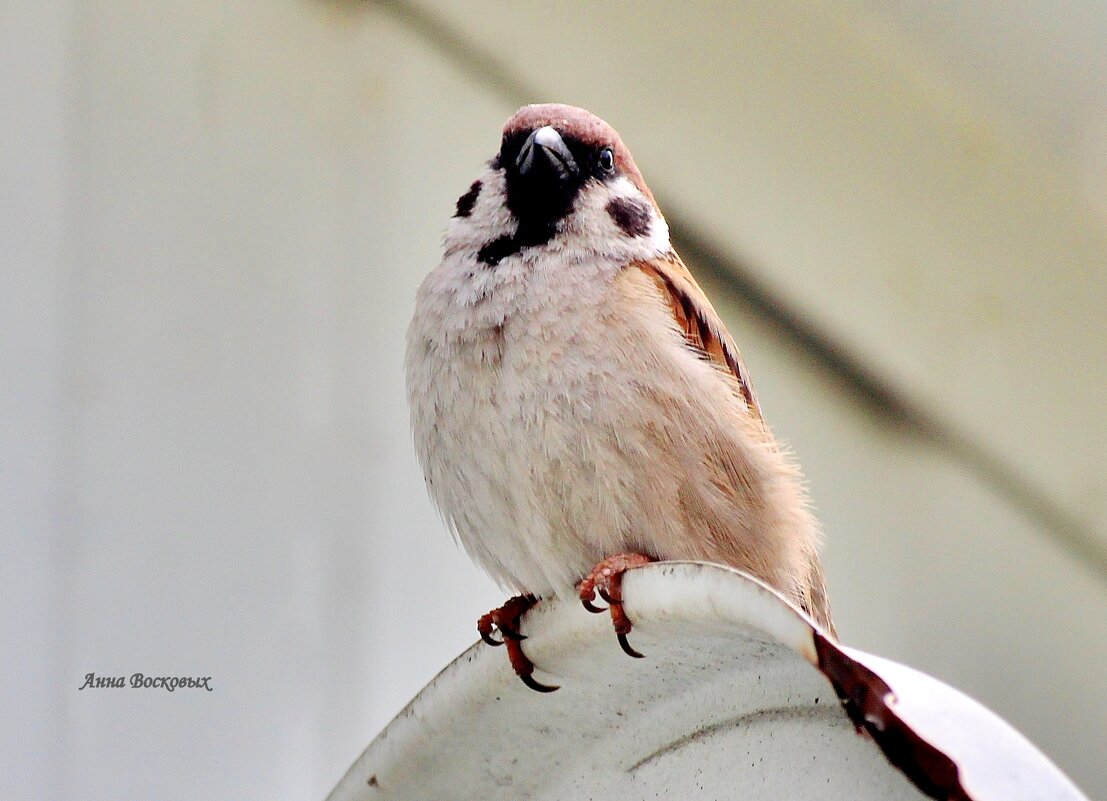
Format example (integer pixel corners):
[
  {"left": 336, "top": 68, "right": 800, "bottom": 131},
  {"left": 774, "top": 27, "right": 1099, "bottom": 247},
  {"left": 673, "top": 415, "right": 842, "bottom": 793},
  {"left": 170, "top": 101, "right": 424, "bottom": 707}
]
[{"left": 515, "top": 126, "right": 578, "bottom": 181}]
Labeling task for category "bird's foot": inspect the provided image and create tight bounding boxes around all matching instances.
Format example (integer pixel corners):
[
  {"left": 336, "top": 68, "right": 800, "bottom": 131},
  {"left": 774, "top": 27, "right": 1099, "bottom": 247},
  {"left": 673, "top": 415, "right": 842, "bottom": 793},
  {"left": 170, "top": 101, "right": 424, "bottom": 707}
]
[
  {"left": 476, "top": 594, "right": 558, "bottom": 693},
  {"left": 578, "top": 553, "right": 655, "bottom": 658}
]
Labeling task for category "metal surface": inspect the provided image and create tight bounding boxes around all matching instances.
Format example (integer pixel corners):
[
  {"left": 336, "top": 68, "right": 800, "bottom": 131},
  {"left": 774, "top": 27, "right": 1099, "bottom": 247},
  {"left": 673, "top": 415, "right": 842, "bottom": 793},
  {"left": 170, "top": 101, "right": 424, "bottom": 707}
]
[{"left": 328, "top": 563, "right": 1089, "bottom": 801}]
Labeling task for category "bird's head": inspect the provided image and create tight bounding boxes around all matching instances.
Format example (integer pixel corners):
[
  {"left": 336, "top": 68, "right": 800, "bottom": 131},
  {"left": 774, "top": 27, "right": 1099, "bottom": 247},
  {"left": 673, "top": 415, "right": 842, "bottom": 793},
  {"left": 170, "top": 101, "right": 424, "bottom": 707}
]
[{"left": 448, "top": 104, "right": 669, "bottom": 266}]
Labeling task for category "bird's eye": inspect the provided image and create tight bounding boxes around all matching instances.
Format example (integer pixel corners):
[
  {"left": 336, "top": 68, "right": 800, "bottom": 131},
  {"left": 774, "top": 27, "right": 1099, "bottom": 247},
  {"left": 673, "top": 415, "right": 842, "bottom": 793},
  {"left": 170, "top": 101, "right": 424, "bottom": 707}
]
[{"left": 598, "top": 147, "right": 615, "bottom": 173}]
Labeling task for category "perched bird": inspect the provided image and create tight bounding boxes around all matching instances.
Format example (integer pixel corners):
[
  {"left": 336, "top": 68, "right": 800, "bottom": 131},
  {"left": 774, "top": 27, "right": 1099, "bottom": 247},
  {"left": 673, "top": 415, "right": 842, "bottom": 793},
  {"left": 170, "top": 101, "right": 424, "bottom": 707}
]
[{"left": 406, "top": 104, "right": 834, "bottom": 691}]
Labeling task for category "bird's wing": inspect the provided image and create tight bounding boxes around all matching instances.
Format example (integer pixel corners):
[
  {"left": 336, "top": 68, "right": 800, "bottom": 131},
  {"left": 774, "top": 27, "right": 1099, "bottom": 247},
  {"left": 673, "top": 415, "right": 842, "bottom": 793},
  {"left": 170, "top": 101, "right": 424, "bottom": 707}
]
[{"left": 633, "top": 252, "right": 764, "bottom": 424}]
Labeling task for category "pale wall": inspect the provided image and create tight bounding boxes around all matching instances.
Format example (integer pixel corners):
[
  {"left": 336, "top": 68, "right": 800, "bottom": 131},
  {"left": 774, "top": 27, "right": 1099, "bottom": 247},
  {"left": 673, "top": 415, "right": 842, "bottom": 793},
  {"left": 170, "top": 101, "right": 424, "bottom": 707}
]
[{"left": 2, "top": 1, "right": 1104, "bottom": 799}]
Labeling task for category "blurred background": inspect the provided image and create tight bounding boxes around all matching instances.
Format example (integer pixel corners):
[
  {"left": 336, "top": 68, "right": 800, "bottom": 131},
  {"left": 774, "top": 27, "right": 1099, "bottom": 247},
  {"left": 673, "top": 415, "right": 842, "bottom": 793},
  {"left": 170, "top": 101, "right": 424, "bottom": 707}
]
[{"left": 3, "top": 0, "right": 1106, "bottom": 798}]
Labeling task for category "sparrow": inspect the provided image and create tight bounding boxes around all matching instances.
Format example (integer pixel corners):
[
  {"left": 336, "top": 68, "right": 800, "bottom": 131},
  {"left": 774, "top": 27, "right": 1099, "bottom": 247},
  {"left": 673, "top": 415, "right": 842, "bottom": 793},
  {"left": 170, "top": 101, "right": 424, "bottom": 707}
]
[{"left": 406, "top": 104, "right": 834, "bottom": 692}]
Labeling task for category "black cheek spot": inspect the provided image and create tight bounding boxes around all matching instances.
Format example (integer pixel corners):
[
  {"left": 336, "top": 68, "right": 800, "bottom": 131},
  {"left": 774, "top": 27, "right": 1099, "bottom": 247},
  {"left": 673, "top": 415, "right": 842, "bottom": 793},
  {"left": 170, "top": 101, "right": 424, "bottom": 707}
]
[
  {"left": 606, "top": 196, "right": 651, "bottom": 238},
  {"left": 454, "top": 180, "right": 482, "bottom": 218}
]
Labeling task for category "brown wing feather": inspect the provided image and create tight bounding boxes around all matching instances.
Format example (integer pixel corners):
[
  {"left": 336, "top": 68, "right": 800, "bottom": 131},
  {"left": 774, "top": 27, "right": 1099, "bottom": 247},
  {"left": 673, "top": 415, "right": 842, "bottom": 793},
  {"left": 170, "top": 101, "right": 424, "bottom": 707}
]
[{"left": 634, "top": 253, "right": 764, "bottom": 423}]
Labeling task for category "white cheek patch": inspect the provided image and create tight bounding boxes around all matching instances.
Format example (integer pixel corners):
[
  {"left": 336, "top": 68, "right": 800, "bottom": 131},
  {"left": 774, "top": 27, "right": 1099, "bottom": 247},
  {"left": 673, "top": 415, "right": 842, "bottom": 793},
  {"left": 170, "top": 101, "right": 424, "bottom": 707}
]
[
  {"left": 443, "top": 170, "right": 670, "bottom": 267},
  {"left": 442, "top": 166, "right": 516, "bottom": 256},
  {"left": 563, "top": 176, "right": 671, "bottom": 261}
]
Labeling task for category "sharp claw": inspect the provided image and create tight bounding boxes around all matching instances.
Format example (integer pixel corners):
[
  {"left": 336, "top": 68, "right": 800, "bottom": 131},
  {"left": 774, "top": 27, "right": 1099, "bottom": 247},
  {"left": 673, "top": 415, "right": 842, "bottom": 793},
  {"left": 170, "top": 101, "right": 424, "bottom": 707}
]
[
  {"left": 618, "top": 632, "right": 645, "bottom": 659},
  {"left": 520, "top": 674, "right": 559, "bottom": 693},
  {"left": 581, "top": 599, "right": 607, "bottom": 613},
  {"left": 597, "top": 587, "right": 615, "bottom": 604},
  {"left": 498, "top": 624, "right": 526, "bottom": 641},
  {"left": 480, "top": 629, "right": 503, "bottom": 646}
]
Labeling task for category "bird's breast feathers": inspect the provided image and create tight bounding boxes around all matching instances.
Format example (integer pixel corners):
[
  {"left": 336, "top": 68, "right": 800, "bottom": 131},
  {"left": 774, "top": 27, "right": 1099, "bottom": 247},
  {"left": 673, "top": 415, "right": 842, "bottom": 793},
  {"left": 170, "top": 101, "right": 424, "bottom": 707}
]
[{"left": 405, "top": 236, "right": 785, "bottom": 595}]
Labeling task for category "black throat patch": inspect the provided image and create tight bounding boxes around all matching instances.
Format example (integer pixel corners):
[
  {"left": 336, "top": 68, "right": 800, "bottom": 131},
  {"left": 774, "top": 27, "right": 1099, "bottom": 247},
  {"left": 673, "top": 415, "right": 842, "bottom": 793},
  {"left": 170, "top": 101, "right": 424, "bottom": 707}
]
[
  {"left": 477, "top": 221, "right": 557, "bottom": 267},
  {"left": 499, "top": 129, "right": 590, "bottom": 230},
  {"left": 479, "top": 128, "right": 619, "bottom": 267}
]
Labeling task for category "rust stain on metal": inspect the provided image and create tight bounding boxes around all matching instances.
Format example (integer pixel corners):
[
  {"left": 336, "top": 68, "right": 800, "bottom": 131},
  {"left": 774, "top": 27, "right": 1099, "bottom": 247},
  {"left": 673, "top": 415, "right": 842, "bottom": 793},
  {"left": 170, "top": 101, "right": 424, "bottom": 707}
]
[{"left": 813, "top": 631, "right": 971, "bottom": 801}]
